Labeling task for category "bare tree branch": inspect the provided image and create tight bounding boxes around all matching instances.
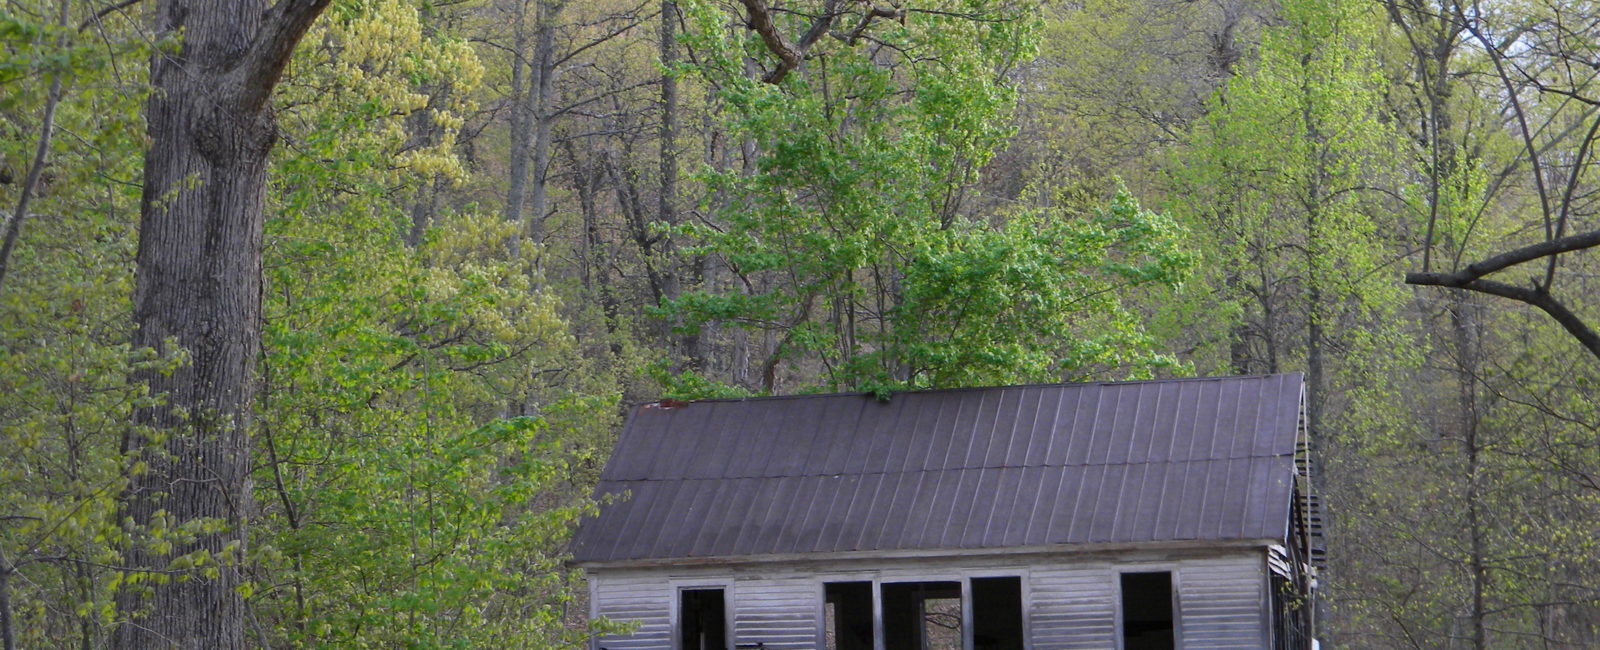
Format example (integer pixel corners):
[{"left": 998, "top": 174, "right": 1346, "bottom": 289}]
[
  {"left": 1407, "top": 230, "right": 1600, "bottom": 286},
  {"left": 738, "top": 0, "right": 808, "bottom": 83},
  {"left": 1405, "top": 275, "right": 1600, "bottom": 359},
  {"left": 737, "top": 0, "right": 912, "bottom": 84},
  {"left": 1406, "top": 229, "right": 1600, "bottom": 360},
  {"left": 1459, "top": 7, "right": 1555, "bottom": 250},
  {"left": 1403, "top": 5, "right": 1600, "bottom": 361},
  {"left": 77, "top": 0, "right": 147, "bottom": 31},
  {"left": 1546, "top": 114, "right": 1600, "bottom": 288}
]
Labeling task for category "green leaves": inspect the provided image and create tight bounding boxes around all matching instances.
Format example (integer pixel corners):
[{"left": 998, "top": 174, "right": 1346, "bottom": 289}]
[
  {"left": 888, "top": 191, "right": 1192, "bottom": 389},
  {"left": 0, "top": 4, "right": 158, "bottom": 645},
  {"left": 660, "top": 1, "right": 1188, "bottom": 393},
  {"left": 241, "top": 3, "right": 616, "bottom": 646}
]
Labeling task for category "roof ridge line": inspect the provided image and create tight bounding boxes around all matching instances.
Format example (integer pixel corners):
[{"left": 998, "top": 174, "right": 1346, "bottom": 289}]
[
  {"left": 628, "top": 373, "right": 1305, "bottom": 407},
  {"left": 599, "top": 454, "right": 1297, "bottom": 483}
]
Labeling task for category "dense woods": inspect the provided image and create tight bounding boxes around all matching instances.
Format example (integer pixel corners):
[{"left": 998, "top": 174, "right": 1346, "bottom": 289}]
[{"left": 0, "top": 0, "right": 1597, "bottom": 647}]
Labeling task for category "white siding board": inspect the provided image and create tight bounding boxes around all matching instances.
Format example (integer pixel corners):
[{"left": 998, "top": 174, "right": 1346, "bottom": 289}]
[
  {"left": 592, "top": 574, "right": 672, "bottom": 648},
  {"left": 733, "top": 576, "right": 816, "bottom": 649},
  {"left": 1177, "top": 556, "right": 1266, "bottom": 648},
  {"left": 588, "top": 547, "right": 1272, "bottom": 649},
  {"left": 1030, "top": 564, "right": 1116, "bottom": 649}
]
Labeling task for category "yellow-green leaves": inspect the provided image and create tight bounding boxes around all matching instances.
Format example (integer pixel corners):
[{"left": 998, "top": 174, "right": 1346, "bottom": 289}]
[
  {"left": 248, "top": 2, "right": 616, "bottom": 646},
  {"left": 660, "top": 2, "right": 1190, "bottom": 394}
]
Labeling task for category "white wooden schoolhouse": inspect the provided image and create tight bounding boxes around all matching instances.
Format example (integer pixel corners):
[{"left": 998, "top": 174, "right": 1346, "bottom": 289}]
[{"left": 571, "top": 373, "right": 1321, "bottom": 649}]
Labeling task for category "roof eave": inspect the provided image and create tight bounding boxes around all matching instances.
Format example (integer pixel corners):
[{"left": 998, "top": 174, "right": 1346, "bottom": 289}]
[{"left": 570, "top": 537, "right": 1280, "bottom": 571}]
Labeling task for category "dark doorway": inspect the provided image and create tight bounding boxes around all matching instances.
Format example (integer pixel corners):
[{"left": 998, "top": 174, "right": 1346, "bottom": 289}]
[
  {"left": 1120, "top": 572, "right": 1174, "bottom": 650},
  {"left": 881, "top": 581, "right": 962, "bottom": 650},
  {"left": 825, "top": 581, "right": 874, "bottom": 650},
  {"left": 971, "top": 576, "right": 1024, "bottom": 649},
  {"left": 680, "top": 588, "right": 727, "bottom": 650}
]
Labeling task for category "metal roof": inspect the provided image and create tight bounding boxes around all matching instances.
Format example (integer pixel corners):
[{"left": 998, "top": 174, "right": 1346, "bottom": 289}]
[{"left": 571, "top": 373, "right": 1306, "bottom": 565}]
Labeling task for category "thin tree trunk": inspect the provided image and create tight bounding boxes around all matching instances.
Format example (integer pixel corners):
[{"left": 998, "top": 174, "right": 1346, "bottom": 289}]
[
  {"left": 403, "top": 96, "right": 445, "bottom": 247},
  {"left": 114, "top": 0, "right": 330, "bottom": 647},
  {"left": 608, "top": 140, "right": 670, "bottom": 304},
  {"left": 1305, "top": 202, "right": 1324, "bottom": 442},
  {"left": 526, "top": 4, "right": 558, "bottom": 248},
  {"left": 567, "top": 141, "right": 624, "bottom": 351},
  {"left": 659, "top": 0, "right": 701, "bottom": 368},
  {"left": 1450, "top": 295, "right": 1489, "bottom": 650},
  {"left": 504, "top": 2, "right": 531, "bottom": 244},
  {"left": 408, "top": 176, "right": 442, "bottom": 248},
  {"left": 1301, "top": 61, "right": 1325, "bottom": 443},
  {"left": 0, "top": 0, "right": 69, "bottom": 294},
  {"left": 1, "top": 551, "right": 14, "bottom": 650}
]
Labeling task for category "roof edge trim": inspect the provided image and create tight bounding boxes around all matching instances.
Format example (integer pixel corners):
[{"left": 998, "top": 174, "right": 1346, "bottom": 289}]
[
  {"left": 628, "top": 372, "right": 1305, "bottom": 408},
  {"left": 570, "top": 537, "right": 1279, "bottom": 570}
]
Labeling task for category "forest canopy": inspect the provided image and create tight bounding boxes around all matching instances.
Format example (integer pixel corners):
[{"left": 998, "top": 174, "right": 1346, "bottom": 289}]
[{"left": 1, "top": 0, "right": 1598, "bottom": 647}]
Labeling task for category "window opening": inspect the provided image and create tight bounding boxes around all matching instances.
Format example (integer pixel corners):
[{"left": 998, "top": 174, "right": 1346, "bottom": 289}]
[
  {"left": 881, "top": 581, "right": 962, "bottom": 650},
  {"left": 971, "top": 576, "right": 1024, "bottom": 649},
  {"left": 680, "top": 588, "right": 727, "bottom": 650},
  {"left": 824, "top": 581, "right": 874, "bottom": 650},
  {"left": 1120, "top": 572, "right": 1174, "bottom": 650}
]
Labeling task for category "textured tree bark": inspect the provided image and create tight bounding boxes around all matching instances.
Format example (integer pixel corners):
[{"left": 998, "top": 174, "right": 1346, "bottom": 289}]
[
  {"left": 736, "top": 0, "right": 849, "bottom": 84},
  {"left": 505, "top": 0, "right": 562, "bottom": 253},
  {"left": 115, "top": 0, "right": 330, "bottom": 647},
  {"left": 659, "top": 0, "right": 706, "bottom": 369},
  {"left": 503, "top": 2, "right": 531, "bottom": 240},
  {"left": 526, "top": 15, "right": 556, "bottom": 246},
  {"left": 1, "top": 549, "right": 14, "bottom": 650}
]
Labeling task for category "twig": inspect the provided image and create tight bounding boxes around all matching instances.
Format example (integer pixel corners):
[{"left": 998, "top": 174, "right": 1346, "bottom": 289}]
[
  {"left": 0, "top": 0, "right": 70, "bottom": 294},
  {"left": 77, "top": 0, "right": 147, "bottom": 31}
]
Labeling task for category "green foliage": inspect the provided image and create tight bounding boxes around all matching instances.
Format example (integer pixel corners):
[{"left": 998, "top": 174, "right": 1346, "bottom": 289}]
[
  {"left": 664, "top": 1, "right": 1188, "bottom": 394},
  {"left": 1026, "top": 0, "right": 1263, "bottom": 193},
  {"left": 0, "top": 0, "right": 627, "bottom": 646},
  {"left": 0, "top": 5, "right": 162, "bottom": 647},
  {"left": 4, "top": 0, "right": 1596, "bottom": 645},
  {"left": 246, "top": 2, "right": 620, "bottom": 646},
  {"left": 651, "top": 359, "right": 755, "bottom": 401},
  {"left": 881, "top": 190, "right": 1193, "bottom": 389},
  {"left": 1166, "top": 0, "right": 1408, "bottom": 377}
]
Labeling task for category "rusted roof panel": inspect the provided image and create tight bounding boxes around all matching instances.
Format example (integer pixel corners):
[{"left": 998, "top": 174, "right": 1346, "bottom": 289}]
[{"left": 572, "top": 373, "right": 1305, "bottom": 564}]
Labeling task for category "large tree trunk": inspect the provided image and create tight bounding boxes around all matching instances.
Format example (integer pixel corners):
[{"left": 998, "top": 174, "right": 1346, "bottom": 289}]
[{"left": 115, "top": 1, "right": 329, "bottom": 647}]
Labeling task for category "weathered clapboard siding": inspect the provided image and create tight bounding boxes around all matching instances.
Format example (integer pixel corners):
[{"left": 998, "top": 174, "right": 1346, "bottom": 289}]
[
  {"left": 588, "top": 548, "right": 1272, "bottom": 648},
  {"left": 1030, "top": 563, "right": 1116, "bottom": 649},
  {"left": 591, "top": 574, "right": 672, "bottom": 648},
  {"left": 732, "top": 576, "right": 817, "bottom": 649},
  {"left": 1177, "top": 555, "right": 1268, "bottom": 648}
]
